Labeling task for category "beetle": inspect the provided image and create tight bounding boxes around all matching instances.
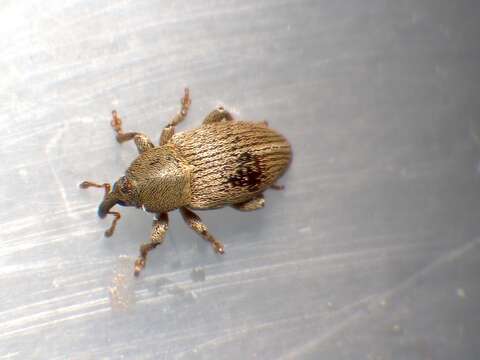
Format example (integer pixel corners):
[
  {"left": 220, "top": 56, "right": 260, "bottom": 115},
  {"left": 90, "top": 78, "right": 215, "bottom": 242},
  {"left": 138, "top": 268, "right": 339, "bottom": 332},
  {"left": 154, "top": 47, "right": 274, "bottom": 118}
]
[{"left": 81, "top": 89, "right": 291, "bottom": 276}]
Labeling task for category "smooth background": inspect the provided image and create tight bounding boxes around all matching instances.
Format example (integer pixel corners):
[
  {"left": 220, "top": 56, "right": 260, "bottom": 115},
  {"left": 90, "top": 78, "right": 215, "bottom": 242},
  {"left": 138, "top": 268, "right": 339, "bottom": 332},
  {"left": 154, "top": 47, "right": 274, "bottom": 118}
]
[{"left": 1, "top": 0, "right": 480, "bottom": 359}]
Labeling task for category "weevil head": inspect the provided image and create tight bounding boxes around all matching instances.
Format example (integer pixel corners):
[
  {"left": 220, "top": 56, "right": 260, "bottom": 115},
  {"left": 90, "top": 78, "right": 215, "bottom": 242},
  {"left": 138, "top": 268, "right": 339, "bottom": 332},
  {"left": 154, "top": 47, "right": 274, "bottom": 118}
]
[{"left": 98, "top": 176, "right": 139, "bottom": 218}]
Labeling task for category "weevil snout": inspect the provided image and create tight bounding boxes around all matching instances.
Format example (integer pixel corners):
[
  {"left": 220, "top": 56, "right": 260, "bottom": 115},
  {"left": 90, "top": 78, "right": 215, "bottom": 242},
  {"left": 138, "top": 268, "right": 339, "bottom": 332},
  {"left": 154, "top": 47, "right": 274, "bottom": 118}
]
[
  {"left": 80, "top": 180, "right": 122, "bottom": 237},
  {"left": 98, "top": 193, "right": 119, "bottom": 218}
]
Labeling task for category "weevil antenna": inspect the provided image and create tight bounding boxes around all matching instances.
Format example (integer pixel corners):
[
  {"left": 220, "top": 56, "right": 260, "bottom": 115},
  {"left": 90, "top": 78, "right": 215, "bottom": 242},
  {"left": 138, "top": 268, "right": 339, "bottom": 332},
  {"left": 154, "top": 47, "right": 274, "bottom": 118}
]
[{"left": 79, "top": 180, "right": 111, "bottom": 197}]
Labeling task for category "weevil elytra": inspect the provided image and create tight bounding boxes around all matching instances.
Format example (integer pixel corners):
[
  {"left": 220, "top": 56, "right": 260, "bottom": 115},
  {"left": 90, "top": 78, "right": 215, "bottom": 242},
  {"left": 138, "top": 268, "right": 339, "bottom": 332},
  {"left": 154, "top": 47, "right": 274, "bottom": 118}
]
[{"left": 81, "top": 89, "right": 291, "bottom": 276}]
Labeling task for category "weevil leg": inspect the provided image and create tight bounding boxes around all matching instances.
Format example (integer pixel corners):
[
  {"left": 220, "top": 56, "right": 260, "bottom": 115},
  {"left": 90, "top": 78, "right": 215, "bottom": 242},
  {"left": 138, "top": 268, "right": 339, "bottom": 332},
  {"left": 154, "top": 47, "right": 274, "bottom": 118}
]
[
  {"left": 202, "top": 106, "right": 234, "bottom": 125},
  {"left": 111, "top": 110, "right": 154, "bottom": 153},
  {"left": 179, "top": 207, "right": 225, "bottom": 254},
  {"left": 104, "top": 210, "right": 121, "bottom": 237},
  {"left": 134, "top": 213, "right": 169, "bottom": 276},
  {"left": 270, "top": 183, "right": 284, "bottom": 190},
  {"left": 159, "top": 88, "right": 191, "bottom": 145},
  {"left": 232, "top": 194, "right": 265, "bottom": 211}
]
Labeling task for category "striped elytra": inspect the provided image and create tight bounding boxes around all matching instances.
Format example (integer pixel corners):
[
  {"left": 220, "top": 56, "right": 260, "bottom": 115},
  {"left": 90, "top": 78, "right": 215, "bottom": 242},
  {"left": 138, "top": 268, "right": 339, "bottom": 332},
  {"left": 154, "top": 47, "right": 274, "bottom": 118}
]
[{"left": 171, "top": 121, "right": 291, "bottom": 209}]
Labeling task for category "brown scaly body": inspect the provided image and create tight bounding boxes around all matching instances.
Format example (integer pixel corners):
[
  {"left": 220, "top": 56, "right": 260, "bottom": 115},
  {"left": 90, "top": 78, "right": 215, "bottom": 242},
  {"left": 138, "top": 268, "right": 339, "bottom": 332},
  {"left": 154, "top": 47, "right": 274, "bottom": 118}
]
[{"left": 80, "top": 89, "right": 291, "bottom": 276}]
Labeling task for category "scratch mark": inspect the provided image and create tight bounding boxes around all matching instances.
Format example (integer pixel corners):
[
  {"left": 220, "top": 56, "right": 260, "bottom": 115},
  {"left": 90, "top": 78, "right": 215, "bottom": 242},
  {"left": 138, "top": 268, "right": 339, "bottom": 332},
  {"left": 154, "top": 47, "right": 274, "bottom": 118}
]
[
  {"left": 0, "top": 307, "right": 109, "bottom": 339},
  {"left": 174, "top": 292, "right": 380, "bottom": 360},
  {"left": 0, "top": 353, "right": 19, "bottom": 360},
  {"left": 278, "top": 237, "right": 480, "bottom": 359},
  {"left": 45, "top": 122, "right": 72, "bottom": 218}
]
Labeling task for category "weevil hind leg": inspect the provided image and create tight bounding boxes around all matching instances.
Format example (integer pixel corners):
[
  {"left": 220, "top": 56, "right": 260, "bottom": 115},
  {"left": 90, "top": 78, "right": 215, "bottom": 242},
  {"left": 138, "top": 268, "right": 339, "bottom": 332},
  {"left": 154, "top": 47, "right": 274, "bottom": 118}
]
[
  {"left": 110, "top": 110, "right": 154, "bottom": 153},
  {"left": 134, "top": 213, "right": 169, "bottom": 276},
  {"left": 270, "top": 183, "right": 284, "bottom": 190},
  {"left": 232, "top": 194, "right": 265, "bottom": 211},
  {"left": 159, "top": 88, "right": 191, "bottom": 145},
  {"left": 202, "top": 106, "right": 234, "bottom": 125},
  {"left": 180, "top": 207, "right": 225, "bottom": 254}
]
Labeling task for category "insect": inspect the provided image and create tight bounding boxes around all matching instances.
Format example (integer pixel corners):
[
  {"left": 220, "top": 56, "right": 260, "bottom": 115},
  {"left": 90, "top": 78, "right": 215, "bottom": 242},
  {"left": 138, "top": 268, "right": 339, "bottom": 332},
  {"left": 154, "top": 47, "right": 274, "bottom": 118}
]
[{"left": 81, "top": 89, "right": 291, "bottom": 276}]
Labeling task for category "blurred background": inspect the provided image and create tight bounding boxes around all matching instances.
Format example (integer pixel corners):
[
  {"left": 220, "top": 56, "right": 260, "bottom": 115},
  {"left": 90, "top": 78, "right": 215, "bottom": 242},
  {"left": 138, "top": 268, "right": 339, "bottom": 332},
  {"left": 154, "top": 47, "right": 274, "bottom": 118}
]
[{"left": 1, "top": 0, "right": 480, "bottom": 359}]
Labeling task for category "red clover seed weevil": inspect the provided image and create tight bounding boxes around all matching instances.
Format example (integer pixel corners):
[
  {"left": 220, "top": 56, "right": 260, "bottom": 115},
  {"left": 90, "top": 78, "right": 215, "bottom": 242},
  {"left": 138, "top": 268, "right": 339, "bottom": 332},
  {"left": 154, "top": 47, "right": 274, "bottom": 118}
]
[{"left": 80, "top": 89, "right": 291, "bottom": 276}]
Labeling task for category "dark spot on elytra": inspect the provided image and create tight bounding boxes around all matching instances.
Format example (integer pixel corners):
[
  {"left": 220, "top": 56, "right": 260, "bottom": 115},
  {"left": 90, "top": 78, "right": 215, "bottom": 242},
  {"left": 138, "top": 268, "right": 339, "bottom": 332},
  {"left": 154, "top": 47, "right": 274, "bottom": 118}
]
[
  {"left": 227, "top": 152, "right": 264, "bottom": 191},
  {"left": 239, "top": 152, "right": 253, "bottom": 162}
]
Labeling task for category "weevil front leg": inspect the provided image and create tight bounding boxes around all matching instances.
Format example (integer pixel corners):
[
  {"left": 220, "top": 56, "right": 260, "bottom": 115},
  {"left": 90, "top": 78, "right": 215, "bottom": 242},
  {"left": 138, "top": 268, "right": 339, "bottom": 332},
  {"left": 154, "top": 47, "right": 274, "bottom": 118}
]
[
  {"left": 202, "top": 106, "right": 234, "bottom": 125},
  {"left": 160, "top": 88, "right": 191, "bottom": 145},
  {"left": 111, "top": 110, "right": 154, "bottom": 153},
  {"left": 180, "top": 207, "right": 225, "bottom": 254},
  {"left": 232, "top": 194, "right": 265, "bottom": 211},
  {"left": 134, "top": 213, "right": 169, "bottom": 276}
]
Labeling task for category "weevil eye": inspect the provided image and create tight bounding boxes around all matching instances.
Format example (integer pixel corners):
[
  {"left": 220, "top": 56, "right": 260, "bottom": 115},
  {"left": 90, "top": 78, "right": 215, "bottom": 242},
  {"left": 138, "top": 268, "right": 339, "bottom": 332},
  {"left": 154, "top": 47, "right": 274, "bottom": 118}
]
[{"left": 119, "top": 176, "right": 133, "bottom": 194}]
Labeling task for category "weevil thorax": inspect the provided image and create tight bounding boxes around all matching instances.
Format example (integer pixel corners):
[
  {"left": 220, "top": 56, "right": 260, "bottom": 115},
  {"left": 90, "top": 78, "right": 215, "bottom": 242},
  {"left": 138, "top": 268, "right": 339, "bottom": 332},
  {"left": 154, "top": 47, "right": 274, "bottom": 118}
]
[{"left": 124, "top": 144, "right": 192, "bottom": 213}]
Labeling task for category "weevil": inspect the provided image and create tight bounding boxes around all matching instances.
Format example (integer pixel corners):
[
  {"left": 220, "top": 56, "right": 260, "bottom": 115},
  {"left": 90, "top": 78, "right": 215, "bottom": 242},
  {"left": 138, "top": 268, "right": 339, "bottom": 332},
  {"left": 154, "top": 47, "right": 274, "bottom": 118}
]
[{"left": 81, "top": 89, "right": 291, "bottom": 276}]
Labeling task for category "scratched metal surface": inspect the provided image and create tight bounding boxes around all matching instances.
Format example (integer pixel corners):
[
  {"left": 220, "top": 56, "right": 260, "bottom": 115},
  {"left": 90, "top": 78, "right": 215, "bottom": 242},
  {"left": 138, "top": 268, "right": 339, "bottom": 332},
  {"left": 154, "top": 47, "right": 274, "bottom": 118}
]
[{"left": 1, "top": 0, "right": 480, "bottom": 359}]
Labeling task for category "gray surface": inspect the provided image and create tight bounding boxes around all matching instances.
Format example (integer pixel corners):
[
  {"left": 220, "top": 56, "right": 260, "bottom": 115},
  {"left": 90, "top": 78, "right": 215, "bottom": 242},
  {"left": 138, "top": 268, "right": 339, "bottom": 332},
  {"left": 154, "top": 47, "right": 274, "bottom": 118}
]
[{"left": 1, "top": 0, "right": 480, "bottom": 359}]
